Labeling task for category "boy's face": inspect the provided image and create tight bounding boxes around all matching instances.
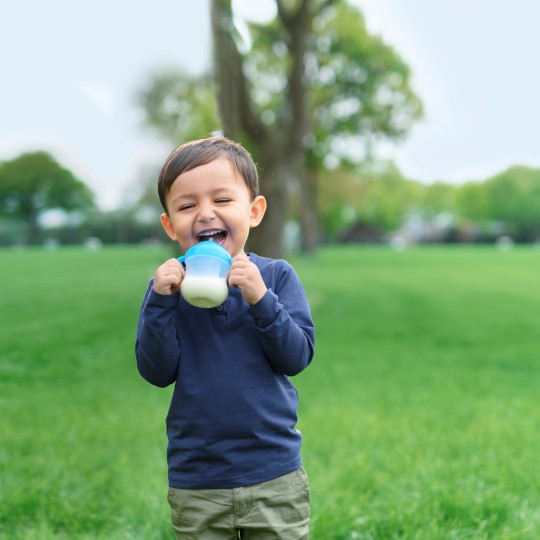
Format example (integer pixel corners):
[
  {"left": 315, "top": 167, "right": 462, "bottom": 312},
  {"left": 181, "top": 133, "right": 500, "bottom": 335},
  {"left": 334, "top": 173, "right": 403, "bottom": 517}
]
[{"left": 160, "top": 157, "right": 266, "bottom": 257}]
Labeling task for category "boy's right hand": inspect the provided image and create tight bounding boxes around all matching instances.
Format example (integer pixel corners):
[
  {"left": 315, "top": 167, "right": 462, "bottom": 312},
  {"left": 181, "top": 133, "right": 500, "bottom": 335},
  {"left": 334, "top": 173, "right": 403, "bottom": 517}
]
[{"left": 153, "top": 258, "right": 185, "bottom": 295}]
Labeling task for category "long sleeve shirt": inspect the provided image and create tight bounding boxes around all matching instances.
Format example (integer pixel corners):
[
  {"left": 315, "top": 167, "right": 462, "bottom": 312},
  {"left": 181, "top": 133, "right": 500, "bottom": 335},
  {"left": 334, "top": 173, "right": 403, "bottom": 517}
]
[{"left": 136, "top": 253, "right": 315, "bottom": 489}]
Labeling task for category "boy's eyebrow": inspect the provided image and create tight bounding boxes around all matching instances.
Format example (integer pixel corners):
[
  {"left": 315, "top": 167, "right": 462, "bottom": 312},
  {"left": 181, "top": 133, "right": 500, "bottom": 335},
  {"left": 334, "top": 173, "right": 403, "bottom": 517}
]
[{"left": 170, "top": 187, "right": 234, "bottom": 204}]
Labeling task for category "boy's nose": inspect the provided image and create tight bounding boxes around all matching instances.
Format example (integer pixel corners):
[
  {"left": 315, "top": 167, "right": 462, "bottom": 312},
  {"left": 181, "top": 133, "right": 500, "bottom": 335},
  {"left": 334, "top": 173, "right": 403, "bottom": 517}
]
[{"left": 197, "top": 203, "right": 216, "bottom": 222}]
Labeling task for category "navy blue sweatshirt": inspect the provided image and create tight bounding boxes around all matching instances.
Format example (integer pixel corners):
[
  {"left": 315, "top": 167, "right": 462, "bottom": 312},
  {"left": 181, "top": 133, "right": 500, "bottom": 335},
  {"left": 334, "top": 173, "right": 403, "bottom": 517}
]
[{"left": 136, "top": 253, "right": 315, "bottom": 489}]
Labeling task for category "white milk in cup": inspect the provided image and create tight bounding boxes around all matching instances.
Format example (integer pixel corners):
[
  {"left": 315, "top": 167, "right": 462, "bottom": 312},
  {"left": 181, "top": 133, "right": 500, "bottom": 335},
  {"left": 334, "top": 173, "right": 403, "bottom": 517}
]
[{"left": 178, "top": 241, "right": 232, "bottom": 308}]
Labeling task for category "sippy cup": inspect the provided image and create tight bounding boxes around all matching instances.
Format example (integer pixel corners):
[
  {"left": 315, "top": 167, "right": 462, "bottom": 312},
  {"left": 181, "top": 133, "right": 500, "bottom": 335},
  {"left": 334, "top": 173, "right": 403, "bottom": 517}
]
[{"left": 177, "top": 241, "right": 232, "bottom": 308}]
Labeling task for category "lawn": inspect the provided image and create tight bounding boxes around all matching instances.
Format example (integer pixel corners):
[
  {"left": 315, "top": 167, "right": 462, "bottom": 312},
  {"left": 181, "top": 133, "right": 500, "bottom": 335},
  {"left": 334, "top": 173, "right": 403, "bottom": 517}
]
[{"left": 1, "top": 245, "right": 539, "bottom": 539}]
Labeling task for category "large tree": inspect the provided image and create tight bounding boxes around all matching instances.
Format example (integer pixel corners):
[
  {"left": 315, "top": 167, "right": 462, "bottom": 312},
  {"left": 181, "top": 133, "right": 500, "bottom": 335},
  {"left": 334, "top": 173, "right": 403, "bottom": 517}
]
[
  {"left": 138, "top": 0, "right": 422, "bottom": 257},
  {"left": 212, "top": 0, "right": 313, "bottom": 257},
  {"left": 0, "top": 151, "right": 95, "bottom": 243},
  {"left": 211, "top": 0, "right": 422, "bottom": 256}
]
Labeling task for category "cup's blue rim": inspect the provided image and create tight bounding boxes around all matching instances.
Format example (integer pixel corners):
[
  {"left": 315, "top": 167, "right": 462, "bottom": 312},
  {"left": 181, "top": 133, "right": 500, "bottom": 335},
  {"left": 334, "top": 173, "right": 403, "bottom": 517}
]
[{"left": 177, "top": 241, "right": 232, "bottom": 265}]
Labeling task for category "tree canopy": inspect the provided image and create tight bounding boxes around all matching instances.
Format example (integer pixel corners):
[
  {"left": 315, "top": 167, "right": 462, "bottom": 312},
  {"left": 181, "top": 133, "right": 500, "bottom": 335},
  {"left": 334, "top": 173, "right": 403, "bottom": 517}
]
[
  {"left": 211, "top": 0, "right": 422, "bottom": 256},
  {"left": 0, "top": 151, "right": 95, "bottom": 243},
  {"left": 137, "top": 0, "right": 423, "bottom": 256},
  {"left": 137, "top": 70, "right": 220, "bottom": 144}
]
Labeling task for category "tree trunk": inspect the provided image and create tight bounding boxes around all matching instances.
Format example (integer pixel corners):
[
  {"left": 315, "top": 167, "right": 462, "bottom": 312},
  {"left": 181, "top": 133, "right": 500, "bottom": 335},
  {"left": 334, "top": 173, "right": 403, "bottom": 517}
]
[
  {"left": 211, "top": 0, "right": 288, "bottom": 259},
  {"left": 211, "top": 0, "right": 242, "bottom": 139},
  {"left": 211, "top": 0, "right": 311, "bottom": 259},
  {"left": 246, "top": 147, "right": 290, "bottom": 258}
]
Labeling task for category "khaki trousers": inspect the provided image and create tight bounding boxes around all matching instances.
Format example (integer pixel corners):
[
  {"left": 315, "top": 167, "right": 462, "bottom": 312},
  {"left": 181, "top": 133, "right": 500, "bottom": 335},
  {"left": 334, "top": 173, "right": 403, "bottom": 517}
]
[{"left": 167, "top": 467, "right": 310, "bottom": 539}]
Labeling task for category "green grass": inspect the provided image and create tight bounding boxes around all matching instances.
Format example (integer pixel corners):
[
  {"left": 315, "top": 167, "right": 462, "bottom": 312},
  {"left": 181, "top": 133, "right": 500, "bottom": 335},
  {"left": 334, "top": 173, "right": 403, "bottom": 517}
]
[{"left": 1, "top": 245, "right": 540, "bottom": 539}]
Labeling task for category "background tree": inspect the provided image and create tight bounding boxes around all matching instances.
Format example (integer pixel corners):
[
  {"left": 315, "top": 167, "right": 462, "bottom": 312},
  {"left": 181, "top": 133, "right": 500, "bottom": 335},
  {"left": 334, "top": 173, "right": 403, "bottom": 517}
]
[
  {"left": 316, "top": 162, "right": 420, "bottom": 238},
  {"left": 0, "top": 151, "right": 95, "bottom": 244},
  {"left": 484, "top": 166, "right": 540, "bottom": 240},
  {"left": 456, "top": 166, "right": 540, "bottom": 242},
  {"left": 299, "top": 1, "right": 423, "bottom": 250},
  {"left": 136, "top": 1, "right": 422, "bottom": 256},
  {"left": 137, "top": 70, "right": 220, "bottom": 144},
  {"left": 421, "top": 181, "right": 457, "bottom": 220},
  {"left": 211, "top": 0, "right": 422, "bottom": 256},
  {"left": 212, "top": 0, "right": 313, "bottom": 257},
  {"left": 356, "top": 163, "right": 421, "bottom": 232}
]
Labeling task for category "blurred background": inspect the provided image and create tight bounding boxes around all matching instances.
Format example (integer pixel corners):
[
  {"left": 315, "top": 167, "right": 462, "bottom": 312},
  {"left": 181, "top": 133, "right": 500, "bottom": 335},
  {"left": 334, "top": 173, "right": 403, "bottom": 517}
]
[{"left": 2, "top": 0, "right": 540, "bottom": 254}]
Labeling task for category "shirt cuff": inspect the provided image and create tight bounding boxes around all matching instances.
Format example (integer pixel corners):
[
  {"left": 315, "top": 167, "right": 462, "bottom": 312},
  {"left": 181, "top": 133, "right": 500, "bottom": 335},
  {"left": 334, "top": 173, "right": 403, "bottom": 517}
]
[
  {"left": 146, "top": 287, "right": 181, "bottom": 308},
  {"left": 249, "top": 289, "right": 280, "bottom": 328}
]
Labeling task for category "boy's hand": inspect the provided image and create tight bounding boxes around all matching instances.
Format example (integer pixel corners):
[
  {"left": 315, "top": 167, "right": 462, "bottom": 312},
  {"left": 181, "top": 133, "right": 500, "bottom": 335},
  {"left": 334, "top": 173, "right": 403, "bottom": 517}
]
[
  {"left": 153, "top": 258, "right": 185, "bottom": 295},
  {"left": 228, "top": 253, "right": 267, "bottom": 305}
]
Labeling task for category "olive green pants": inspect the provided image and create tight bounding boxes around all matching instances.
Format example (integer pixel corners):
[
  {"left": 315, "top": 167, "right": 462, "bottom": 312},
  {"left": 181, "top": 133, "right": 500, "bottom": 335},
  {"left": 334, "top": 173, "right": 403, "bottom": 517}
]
[{"left": 167, "top": 467, "right": 310, "bottom": 539}]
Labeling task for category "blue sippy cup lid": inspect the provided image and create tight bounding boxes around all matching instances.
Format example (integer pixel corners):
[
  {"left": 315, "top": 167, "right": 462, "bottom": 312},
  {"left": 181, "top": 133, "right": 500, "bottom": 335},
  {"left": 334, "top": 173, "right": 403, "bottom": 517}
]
[{"left": 177, "top": 241, "right": 232, "bottom": 265}]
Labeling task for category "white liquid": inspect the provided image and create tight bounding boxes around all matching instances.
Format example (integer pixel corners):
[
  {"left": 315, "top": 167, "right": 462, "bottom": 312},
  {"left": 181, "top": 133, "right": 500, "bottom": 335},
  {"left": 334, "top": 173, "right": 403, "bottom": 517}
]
[{"left": 180, "top": 275, "right": 228, "bottom": 308}]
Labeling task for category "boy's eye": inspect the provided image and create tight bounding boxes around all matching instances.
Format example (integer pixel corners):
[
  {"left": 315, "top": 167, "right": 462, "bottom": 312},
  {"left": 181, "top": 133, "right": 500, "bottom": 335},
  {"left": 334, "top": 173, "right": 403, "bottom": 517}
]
[
  {"left": 179, "top": 204, "right": 194, "bottom": 211},
  {"left": 215, "top": 198, "right": 231, "bottom": 204}
]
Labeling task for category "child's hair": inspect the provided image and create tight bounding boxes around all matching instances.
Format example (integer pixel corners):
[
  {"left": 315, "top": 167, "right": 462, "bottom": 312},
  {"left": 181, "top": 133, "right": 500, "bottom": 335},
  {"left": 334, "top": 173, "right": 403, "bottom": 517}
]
[{"left": 158, "top": 136, "right": 260, "bottom": 213}]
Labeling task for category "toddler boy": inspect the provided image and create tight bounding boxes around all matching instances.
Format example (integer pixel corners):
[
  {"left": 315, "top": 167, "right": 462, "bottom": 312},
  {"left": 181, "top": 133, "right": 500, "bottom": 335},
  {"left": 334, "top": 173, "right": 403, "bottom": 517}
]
[{"left": 136, "top": 136, "right": 315, "bottom": 539}]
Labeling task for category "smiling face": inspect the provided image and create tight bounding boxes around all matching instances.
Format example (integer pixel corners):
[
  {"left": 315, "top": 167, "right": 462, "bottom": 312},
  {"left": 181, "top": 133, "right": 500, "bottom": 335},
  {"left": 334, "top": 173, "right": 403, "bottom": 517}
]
[{"left": 160, "top": 157, "right": 266, "bottom": 257}]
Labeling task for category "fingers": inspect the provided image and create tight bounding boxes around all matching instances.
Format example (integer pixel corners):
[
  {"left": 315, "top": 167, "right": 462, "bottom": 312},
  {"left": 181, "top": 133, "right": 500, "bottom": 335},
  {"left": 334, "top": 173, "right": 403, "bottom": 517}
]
[
  {"left": 228, "top": 255, "right": 252, "bottom": 287},
  {"left": 153, "top": 258, "right": 184, "bottom": 295},
  {"left": 229, "top": 255, "right": 267, "bottom": 305}
]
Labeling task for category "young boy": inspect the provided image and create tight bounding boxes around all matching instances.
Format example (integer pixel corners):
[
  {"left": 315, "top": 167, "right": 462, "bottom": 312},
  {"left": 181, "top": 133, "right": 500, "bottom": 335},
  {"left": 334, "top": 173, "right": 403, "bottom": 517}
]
[{"left": 135, "top": 136, "right": 315, "bottom": 539}]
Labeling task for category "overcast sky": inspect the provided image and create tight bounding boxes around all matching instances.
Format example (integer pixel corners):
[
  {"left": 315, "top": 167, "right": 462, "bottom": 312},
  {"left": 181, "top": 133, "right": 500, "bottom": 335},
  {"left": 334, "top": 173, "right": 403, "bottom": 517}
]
[{"left": 2, "top": 0, "right": 540, "bottom": 209}]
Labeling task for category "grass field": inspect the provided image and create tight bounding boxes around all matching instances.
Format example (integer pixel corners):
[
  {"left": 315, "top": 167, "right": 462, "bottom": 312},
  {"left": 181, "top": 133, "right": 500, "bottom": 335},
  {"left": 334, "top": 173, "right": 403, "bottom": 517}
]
[{"left": 1, "top": 245, "right": 539, "bottom": 539}]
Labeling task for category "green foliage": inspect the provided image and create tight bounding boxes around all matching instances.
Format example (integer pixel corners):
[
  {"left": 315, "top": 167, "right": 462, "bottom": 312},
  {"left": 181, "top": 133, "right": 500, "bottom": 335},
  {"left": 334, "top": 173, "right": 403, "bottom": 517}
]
[
  {"left": 0, "top": 152, "right": 95, "bottom": 219},
  {"left": 421, "top": 181, "right": 458, "bottom": 218},
  {"left": 1, "top": 246, "right": 540, "bottom": 539},
  {"left": 457, "top": 166, "right": 540, "bottom": 241},
  {"left": 137, "top": 70, "right": 221, "bottom": 145},
  {"left": 318, "top": 162, "right": 540, "bottom": 242},
  {"left": 0, "top": 152, "right": 95, "bottom": 243},
  {"left": 309, "top": 1, "right": 423, "bottom": 144},
  {"left": 244, "top": 0, "right": 423, "bottom": 169},
  {"left": 483, "top": 166, "right": 540, "bottom": 238},
  {"left": 357, "top": 165, "right": 423, "bottom": 231},
  {"left": 318, "top": 162, "right": 423, "bottom": 235}
]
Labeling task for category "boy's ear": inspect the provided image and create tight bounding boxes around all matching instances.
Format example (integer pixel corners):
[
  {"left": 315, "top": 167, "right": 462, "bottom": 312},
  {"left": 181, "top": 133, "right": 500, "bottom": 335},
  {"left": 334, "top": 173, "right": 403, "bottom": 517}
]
[
  {"left": 160, "top": 213, "right": 177, "bottom": 241},
  {"left": 250, "top": 196, "right": 267, "bottom": 228}
]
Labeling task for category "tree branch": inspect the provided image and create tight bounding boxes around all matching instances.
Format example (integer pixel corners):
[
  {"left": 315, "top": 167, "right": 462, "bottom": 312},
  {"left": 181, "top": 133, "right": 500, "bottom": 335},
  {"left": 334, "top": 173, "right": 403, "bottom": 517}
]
[
  {"left": 276, "top": 0, "right": 310, "bottom": 30},
  {"left": 211, "top": 0, "right": 264, "bottom": 139}
]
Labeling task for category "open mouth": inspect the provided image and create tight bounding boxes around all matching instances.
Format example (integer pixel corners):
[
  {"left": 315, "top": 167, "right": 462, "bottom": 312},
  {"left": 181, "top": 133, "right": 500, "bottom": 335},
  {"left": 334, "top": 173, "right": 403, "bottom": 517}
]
[{"left": 197, "top": 229, "right": 228, "bottom": 245}]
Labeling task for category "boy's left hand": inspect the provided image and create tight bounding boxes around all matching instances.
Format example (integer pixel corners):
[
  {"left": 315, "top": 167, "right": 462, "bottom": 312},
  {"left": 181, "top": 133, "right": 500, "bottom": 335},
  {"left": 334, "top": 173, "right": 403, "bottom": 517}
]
[{"left": 228, "top": 253, "right": 267, "bottom": 305}]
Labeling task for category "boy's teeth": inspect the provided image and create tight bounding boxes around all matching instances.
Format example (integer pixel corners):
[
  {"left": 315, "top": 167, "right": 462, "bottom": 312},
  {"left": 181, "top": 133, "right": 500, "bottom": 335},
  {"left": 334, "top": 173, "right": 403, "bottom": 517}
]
[{"left": 197, "top": 230, "right": 227, "bottom": 244}]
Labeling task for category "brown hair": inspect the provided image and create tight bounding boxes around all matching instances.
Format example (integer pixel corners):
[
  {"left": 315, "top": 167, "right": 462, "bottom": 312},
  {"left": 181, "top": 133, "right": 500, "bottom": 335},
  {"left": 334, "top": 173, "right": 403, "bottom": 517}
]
[{"left": 158, "top": 136, "right": 260, "bottom": 213}]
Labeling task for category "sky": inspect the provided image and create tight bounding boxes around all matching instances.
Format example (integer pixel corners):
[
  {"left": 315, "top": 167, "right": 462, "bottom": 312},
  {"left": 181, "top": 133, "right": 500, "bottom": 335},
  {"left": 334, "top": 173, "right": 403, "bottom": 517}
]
[{"left": 2, "top": 0, "right": 540, "bottom": 210}]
